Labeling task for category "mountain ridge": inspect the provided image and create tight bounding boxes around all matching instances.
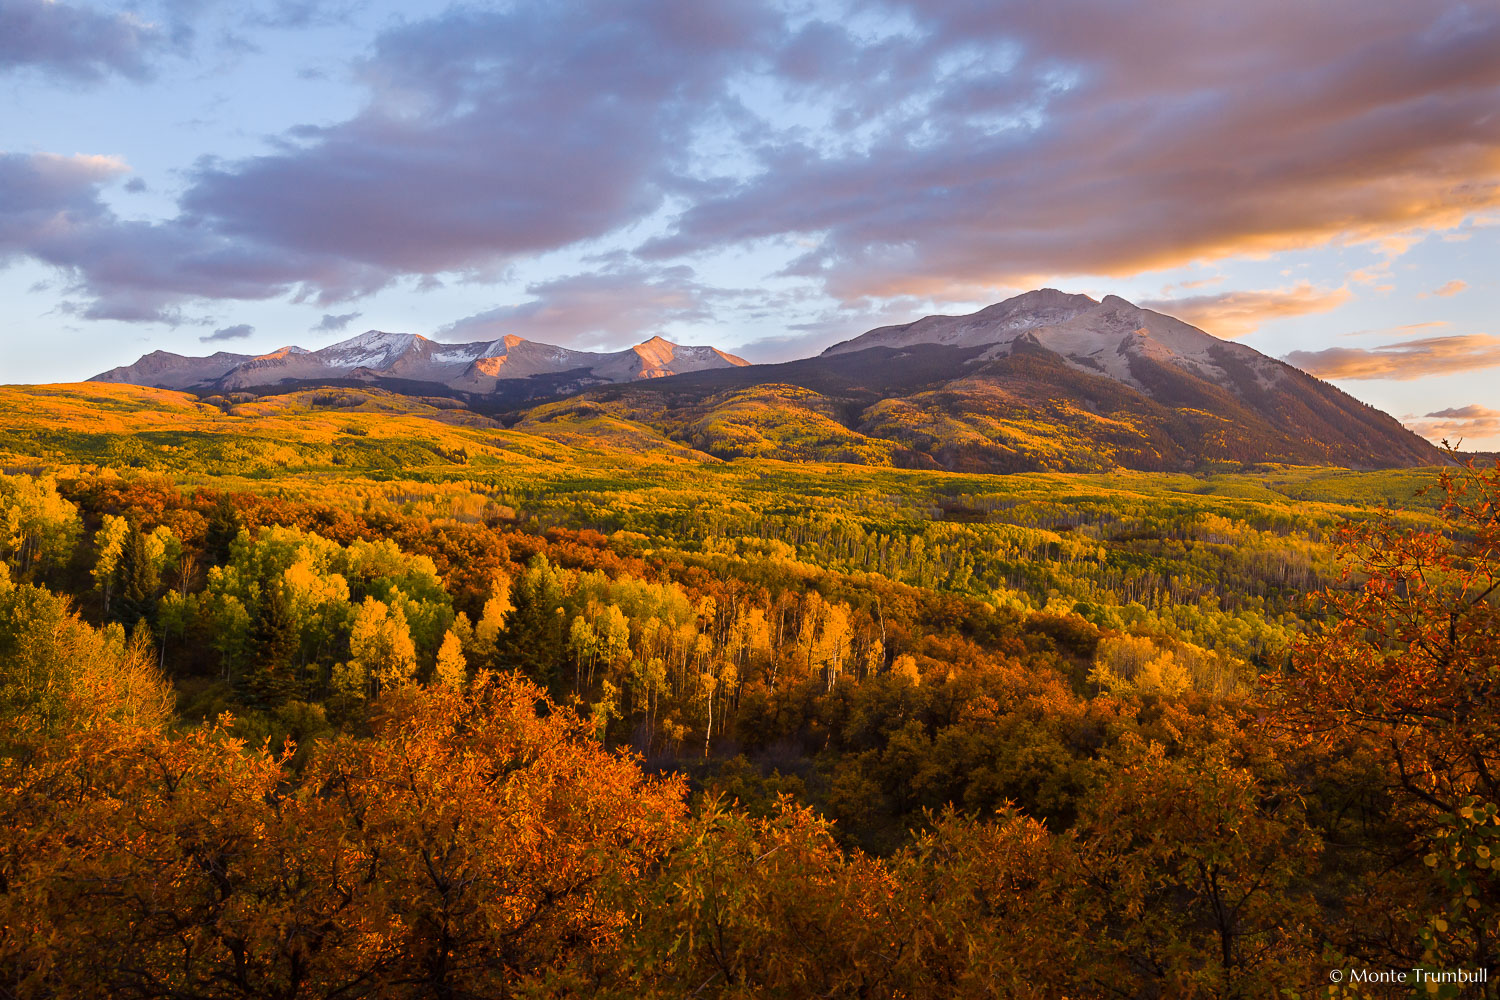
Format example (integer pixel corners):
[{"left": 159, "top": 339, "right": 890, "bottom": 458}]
[
  {"left": 89, "top": 290, "right": 1442, "bottom": 471},
  {"left": 523, "top": 289, "right": 1438, "bottom": 471},
  {"left": 91, "top": 330, "right": 751, "bottom": 395}
]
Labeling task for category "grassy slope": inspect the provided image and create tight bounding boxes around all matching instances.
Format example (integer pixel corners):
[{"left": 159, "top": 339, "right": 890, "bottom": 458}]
[{"left": 513, "top": 341, "right": 1440, "bottom": 473}]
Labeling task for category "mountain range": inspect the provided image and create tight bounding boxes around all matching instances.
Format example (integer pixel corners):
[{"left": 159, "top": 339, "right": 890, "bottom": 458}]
[
  {"left": 92, "top": 332, "right": 750, "bottom": 403},
  {"left": 91, "top": 290, "right": 1441, "bottom": 472}
]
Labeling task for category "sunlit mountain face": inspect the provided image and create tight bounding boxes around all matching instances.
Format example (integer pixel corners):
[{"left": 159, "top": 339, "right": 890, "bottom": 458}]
[
  {"left": 92, "top": 329, "right": 748, "bottom": 397},
  {"left": 519, "top": 290, "right": 1439, "bottom": 472},
  {"left": 92, "top": 289, "right": 1440, "bottom": 469}
]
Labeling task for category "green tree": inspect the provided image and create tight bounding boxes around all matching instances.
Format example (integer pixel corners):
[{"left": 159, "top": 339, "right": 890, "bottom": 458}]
[
  {"left": 240, "top": 579, "right": 300, "bottom": 709},
  {"left": 0, "top": 576, "right": 172, "bottom": 742},
  {"left": 113, "top": 521, "right": 160, "bottom": 629},
  {"left": 496, "top": 554, "right": 569, "bottom": 697},
  {"left": 349, "top": 596, "right": 418, "bottom": 693},
  {"left": 0, "top": 474, "right": 81, "bottom": 581},
  {"left": 90, "top": 514, "right": 129, "bottom": 616},
  {"left": 204, "top": 494, "right": 242, "bottom": 565}
]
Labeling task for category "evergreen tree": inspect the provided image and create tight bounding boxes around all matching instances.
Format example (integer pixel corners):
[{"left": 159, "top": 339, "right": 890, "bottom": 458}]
[
  {"left": 112, "top": 522, "right": 159, "bottom": 629},
  {"left": 240, "top": 580, "right": 300, "bottom": 709},
  {"left": 204, "top": 495, "right": 242, "bottom": 566},
  {"left": 494, "top": 554, "right": 568, "bottom": 698}
]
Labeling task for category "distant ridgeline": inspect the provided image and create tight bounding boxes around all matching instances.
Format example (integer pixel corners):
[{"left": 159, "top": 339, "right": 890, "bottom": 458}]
[
  {"left": 92, "top": 290, "right": 1441, "bottom": 473},
  {"left": 92, "top": 331, "right": 753, "bottom": 412}
]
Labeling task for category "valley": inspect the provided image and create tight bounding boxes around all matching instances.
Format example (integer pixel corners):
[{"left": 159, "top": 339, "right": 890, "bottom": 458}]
[{"left": 5, "top": 3, "right": 1497, "bottom": 993}]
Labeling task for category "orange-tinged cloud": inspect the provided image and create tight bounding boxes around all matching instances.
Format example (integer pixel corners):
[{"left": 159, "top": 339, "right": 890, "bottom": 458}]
[
  {"left": 1341, "top": 320, "right": 1448, "bottom": 338},
  {"left": 6, "top": 1, "right": 1500, "bottom": 328},
  {"left": 1405, "top": 404, "right": 1500, "bottom": 446},
  {"left": 1140, "top": 284, "right": 1351, "bottom": 339},
  {"left": 1428, "top": 279, "right": 1469, "bottom": 297},
  {"left": 1285, "top": 334, "right": 1500, "bottom": 380},
  {"left": 646, "top": 2, "right": 1500, "bottom": 303}
]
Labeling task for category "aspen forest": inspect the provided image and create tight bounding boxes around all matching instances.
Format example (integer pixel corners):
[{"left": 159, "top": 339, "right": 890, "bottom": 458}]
[
  {"left": 5, "top": 0, "right": 1499, "bottom": 993},
  {"left": 0, "top": 383, "right": 1492, "bottom": 997}
]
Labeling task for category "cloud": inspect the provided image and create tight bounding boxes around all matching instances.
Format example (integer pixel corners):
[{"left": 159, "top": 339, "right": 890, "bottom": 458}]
[
  {"left": 1425, "top": 279, "right": 1469, "bottom": 297},
  {"left": 1405, "top": 404, "right": 1500, "bottom": 445},
  {"left": 0, "top": 2, "right": 774, "bottom": 320},
  {"left": 6, "top": 0, "right": 1500, "bottom": 326},
  {"left": 176, "top": 2, "right": 772, "bottom": 281},
  {"left": 0, "top": 0, "right": 164, "bottom": 81},
  {"left": 1140, "top": 283, "right": 1352, "bottom": 339},
  {"left": 439, "top": 264, "right": 736, "bottom": 347},
  {"left": 247, "top": 0, "right": 359, "bottom": 30},
  {"left": 644, "top": 1, "right": 1500, "bottom": 303},
  {"left": 1341, "top": 320, "right": 1448, "bottom": 338},
  {"left": 0, "top": 151, "right": 130, "bottom": 263},
  {"left": 313, "top": 311, "right": 361, "bottom": 332},
  {"left": 200, "top": 323, "right": 253, "bottom": 343},
  {"left": 0, "top": 149, "right": 386, "bottom": 322},
  {"left": 1161, "top": 276, "right": 1225, "bottom": 293},
  {"left": 0, "top": 1, "right": 364, "bottom": 85},
  {"left": 732, "top": 297, "right": 933, "bottom": 363},
  {"left": 1285, "top": 334, "right": 1500, "bottom": 380},
  {"left": 1347, "top": 267, "right": 1390, "bottom": 287},
  {"left": 0, "top": 150, "right": 128, "bottom": 216}
]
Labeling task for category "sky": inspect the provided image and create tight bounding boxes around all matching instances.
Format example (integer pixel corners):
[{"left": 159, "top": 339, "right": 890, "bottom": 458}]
[{"left": 1, "top": 0, "right": 1498, "bottom": 448}]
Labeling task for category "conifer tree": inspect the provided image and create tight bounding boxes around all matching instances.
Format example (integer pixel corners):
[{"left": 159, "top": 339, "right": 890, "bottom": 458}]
[
  {"left": 112, "top": 522, "right": 159, "bottom": 629},
  {"left": 204, "top": 495, "right": 241, "bottom": 565},
  {"left": 240, "top": 580, "right": 299, "bottom": 709},
  {"left": 494, "top": 555, "right": 568, "bottom": 698}
]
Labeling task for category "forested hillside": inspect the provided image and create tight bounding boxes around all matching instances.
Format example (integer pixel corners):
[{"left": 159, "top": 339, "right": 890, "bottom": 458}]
[{"left": 0, "top": 382, "right": 1494, "bottom": 997}]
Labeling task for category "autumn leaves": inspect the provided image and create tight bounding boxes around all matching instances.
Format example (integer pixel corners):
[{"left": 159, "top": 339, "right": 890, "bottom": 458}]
[{"left": 0, "top": 675, "right": 685, "bottom": 997}]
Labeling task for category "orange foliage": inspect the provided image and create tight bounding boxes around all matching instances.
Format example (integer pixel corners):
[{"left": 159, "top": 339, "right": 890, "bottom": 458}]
[{"left": 0, "top": 674, "right": 685, "bottom": 998}]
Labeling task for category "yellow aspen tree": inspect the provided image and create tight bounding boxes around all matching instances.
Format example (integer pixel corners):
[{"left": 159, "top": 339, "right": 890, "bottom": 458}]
[
  {"left": 476, "top": 570, "right": 514, "bottom": 644},
  {"left": 593, "top": 604, "right": 630, "bottom": 688},
  {"left": 434, "top": 629, "right": 467, "bottom": 689},
  {"left": 817, "top": 602, "right": 853, "bottom": 692},
  {"left": 349, "top": 597, "right": 418, "bottom": 693},
  {"left": 90, "top": 514, "right": 129, "bottom": 615}
]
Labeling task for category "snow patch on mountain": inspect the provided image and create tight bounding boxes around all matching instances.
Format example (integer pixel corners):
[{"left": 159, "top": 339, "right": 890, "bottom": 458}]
[
  {"left": 827, "top": 289, "right": 1286, "bottom": 396},
  {"left": 92, "top": 328, "right": 750, "bottom": 395}
]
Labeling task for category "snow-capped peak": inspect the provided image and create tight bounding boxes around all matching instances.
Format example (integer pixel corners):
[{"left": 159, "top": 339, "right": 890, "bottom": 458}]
[{"left": 327, "top": 330, "right": 425, "bottom": 352}]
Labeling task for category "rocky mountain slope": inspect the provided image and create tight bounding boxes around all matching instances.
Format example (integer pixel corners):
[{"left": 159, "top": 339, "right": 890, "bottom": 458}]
[
  {"left": 826, "top": 288, "right": 1310, "bottom": 396},
  {"left": 88, "top": 290, "right": 1441, "bottom": 472},
  {"left": 521, "top": 290, "right": 1440, "bottom": 472},
  {"left": 92, "top": 331, "right": 750, "bottom": 399}
]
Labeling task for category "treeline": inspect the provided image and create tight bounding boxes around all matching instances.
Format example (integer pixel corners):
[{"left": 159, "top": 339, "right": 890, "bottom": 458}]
[
  {"left": 0, "top": 660, "right": 1309, "bottom": 999},
  {"left": 510, "top": 480, "right": 1341, "bottom": 618}
]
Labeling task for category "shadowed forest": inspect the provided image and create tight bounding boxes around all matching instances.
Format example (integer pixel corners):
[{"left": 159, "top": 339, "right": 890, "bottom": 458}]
[{"left": 1, "top": 384, "right": 1496, "bottom": 998}]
